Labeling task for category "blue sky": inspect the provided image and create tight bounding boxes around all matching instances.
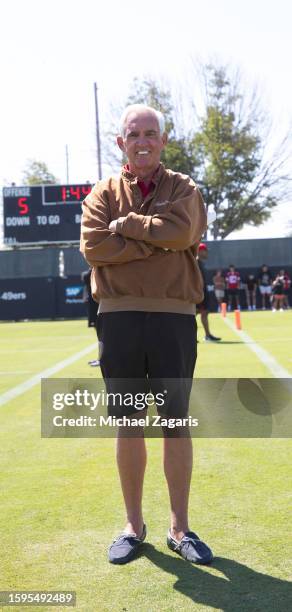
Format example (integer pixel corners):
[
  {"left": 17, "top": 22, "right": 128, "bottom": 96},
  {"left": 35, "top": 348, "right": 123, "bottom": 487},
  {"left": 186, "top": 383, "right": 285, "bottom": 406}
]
[{"left": 0, "top": 0, "right": 291, "bottom": 238}]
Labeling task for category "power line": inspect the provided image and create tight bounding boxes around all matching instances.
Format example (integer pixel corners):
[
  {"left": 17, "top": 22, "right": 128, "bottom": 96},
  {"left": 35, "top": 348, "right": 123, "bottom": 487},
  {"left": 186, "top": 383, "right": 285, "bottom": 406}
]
[{"left": 94, "top": 82, "right": 102, "bottom": 180}]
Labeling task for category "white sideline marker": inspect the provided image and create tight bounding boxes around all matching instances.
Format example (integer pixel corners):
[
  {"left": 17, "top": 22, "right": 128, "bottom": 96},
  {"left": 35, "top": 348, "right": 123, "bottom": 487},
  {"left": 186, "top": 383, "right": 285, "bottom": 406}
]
[
  {"left": 0, "top": 343, "right": 98, "bottom": 407},
  {"left": 223, "top": 317, "right": 292, "bottom": 379}
]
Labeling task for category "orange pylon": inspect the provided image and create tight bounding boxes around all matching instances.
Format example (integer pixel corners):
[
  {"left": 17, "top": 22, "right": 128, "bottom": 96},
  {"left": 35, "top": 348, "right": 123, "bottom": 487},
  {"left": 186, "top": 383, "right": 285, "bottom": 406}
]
[
  {"left": 221, "top": 302, "right": 227, "bottom": 317},
  {"left": 235, "top": 309, "right": 242, "bottom": 330}
]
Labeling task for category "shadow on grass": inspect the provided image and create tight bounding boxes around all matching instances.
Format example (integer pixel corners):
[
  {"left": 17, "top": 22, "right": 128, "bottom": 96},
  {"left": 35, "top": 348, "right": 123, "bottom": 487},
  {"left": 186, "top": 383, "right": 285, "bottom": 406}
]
[
  {"left": 215, "top": 341, "right": 245, "bottom": 345},
  {"left": 141, "top": 544, "right": 292, "bottom": 611},
  {"left": 199, "top": 341, "right": 245, "bottom": 345}
]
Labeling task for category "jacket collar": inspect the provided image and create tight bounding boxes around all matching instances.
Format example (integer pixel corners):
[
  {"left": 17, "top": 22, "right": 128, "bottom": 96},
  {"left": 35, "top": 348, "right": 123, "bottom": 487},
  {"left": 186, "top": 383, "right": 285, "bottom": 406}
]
[{"left": 121, "top": 163, "right": 165, "bottom": 185}]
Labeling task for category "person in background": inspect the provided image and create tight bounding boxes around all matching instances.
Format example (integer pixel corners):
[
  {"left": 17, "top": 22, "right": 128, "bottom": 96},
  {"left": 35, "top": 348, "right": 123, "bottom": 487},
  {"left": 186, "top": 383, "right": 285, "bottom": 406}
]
[
  {"left": 245, "top": 273, "right": 257, "bottom": 310},
  {"left": 271, "top": 272, "right": 285, "bottom": 311},
  {"left": 279, "top": 269, "right": 291, "bottom": 309},
  {"left": 257, "top": 265, "right": 272, "bottom": 310},
  {"left": 197, "top": 244, "right": 221, "bottom": 341},
  {"left": 225, "top": 265, "right": 241, "bottom": 311},
  {"left": 212, "top": 269, "right": 225, "bottom": 312},
  {"left": 81, "top": 268, "right": 99, "bottom": 366}
]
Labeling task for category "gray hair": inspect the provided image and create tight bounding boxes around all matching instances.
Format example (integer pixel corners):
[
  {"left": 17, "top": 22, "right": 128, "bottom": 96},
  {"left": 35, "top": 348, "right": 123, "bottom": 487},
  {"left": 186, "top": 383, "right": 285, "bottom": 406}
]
[{"left": 119, "top": 104, "right": 165, "bottom": 137}]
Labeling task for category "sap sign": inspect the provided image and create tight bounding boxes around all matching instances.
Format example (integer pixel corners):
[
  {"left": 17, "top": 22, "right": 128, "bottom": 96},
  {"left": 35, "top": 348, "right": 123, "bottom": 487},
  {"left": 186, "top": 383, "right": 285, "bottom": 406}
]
[
  {"left": 0, "top": 277, "right": 87, "bottom": 320},
  {"left": 65, "top": 285, "right": 83, "bottom": 304}
]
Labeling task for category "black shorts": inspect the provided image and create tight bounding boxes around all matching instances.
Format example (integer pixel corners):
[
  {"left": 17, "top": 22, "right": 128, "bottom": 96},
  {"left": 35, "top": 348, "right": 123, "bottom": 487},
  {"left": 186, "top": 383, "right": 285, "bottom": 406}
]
[
  {"left": 196, "top": 296, "right": 208, "bottom": 312},
  {"left": 97, "top": 312, "right": 197, "bottom": 418},
  {"left": 196, "top": 285, "right": 209, "bottom": 312}
]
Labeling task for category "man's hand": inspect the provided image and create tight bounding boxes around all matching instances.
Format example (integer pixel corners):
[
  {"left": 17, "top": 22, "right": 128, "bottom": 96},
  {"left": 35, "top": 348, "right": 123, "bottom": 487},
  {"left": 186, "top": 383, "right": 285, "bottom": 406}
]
[{"left": 109, "top": 217, "right": 126, "bottom": 233}]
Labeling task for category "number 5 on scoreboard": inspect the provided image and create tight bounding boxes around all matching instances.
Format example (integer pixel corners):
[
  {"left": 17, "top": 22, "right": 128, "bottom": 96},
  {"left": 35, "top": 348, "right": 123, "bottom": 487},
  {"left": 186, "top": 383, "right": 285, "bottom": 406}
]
[{"left": 18, "top": 197, "right": 29, "bottom": 215}]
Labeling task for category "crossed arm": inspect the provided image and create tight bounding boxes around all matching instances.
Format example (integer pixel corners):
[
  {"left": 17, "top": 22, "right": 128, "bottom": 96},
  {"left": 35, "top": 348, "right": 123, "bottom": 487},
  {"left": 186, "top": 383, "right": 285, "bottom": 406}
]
[
  {"left": 80, "top": 179, "right": 207, "bottom": 267},
  {"left": 80, "top": 189, "right": 154, "bottom": 267}
]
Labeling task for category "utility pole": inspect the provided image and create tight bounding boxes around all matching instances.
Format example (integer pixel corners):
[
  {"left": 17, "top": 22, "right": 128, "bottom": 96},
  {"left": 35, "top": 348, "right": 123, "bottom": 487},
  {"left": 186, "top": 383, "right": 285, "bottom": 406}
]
[
  {"left": 94, "top": 82, "right": 102, "bottom": 180},
  {"left": 65, "top": 144, "right": 69, "bottom": 183}
]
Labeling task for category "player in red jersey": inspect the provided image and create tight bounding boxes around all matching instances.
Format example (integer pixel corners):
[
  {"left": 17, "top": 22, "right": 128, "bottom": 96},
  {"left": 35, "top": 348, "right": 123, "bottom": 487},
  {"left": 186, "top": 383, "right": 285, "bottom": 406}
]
[
  {"left": 280, "top": 269, "right": 291, "bottom": 309},
  {"left": 225, "top": 265, "right": 241, "bottom": 311}
]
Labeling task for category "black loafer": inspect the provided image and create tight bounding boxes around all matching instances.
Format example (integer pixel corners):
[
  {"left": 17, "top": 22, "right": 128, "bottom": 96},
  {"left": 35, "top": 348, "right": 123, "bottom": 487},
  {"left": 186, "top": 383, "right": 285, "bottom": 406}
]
[
  {"left": 167, "top": 530, "right": 213, "bottom": 564},
  {"left": 108, "top": 524, "right": 146, "bottom": 564}
]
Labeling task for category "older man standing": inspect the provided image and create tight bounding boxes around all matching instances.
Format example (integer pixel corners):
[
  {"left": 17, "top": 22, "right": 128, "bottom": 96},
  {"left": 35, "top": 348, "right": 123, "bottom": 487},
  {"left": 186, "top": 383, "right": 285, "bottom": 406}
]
[{"left": 80, "top": 104, "right": 213, "bottom": 565}]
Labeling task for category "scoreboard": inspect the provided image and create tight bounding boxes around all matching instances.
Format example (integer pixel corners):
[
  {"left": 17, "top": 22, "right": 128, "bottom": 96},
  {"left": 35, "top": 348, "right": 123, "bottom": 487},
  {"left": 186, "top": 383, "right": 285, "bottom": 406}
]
[{"left": 2, "top": 183, "right": 93, "bottom": 245}]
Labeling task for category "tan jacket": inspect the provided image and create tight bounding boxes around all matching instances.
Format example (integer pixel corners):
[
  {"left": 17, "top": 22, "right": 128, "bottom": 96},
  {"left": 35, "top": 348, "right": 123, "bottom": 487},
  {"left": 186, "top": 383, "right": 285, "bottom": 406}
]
[{"left": 80, "top": 164, "right": 207, "bottom": 314}]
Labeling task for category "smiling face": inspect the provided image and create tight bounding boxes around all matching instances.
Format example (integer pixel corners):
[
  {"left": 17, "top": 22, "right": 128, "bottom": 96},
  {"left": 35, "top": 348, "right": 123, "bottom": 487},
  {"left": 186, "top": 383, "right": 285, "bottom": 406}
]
[{"left": 117, "top": 109, "right": 167, "bottom": 181}]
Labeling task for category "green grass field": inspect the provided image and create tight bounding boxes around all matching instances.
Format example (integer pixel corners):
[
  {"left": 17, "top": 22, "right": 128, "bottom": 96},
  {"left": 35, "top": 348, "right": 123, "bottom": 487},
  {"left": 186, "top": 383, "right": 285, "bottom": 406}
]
[{"left": 0, "top": 312, "right": 292, "bottom": 612}]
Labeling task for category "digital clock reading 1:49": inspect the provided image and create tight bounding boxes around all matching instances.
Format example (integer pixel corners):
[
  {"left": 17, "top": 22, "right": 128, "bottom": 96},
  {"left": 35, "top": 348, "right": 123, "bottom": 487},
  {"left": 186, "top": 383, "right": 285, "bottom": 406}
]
[{"left": 3, "top": 183, "right": 94, "bottom": 245}]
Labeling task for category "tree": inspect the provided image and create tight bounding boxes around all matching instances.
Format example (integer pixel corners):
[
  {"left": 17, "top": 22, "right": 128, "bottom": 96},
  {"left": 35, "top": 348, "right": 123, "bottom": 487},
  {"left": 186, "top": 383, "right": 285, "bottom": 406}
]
[
  {"left": 22, "top": 159, "right": 59, "bottom": 185},
  {"left": 104, "top": 68, "right": 291, "bottom": 239},
  {"left": 190, "top": 64, "right": 291, "bottom": 238}
]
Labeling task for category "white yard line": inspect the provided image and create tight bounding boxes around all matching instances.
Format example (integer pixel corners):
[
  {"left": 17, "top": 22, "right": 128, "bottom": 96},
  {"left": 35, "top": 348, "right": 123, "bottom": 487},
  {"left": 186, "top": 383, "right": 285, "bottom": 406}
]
[
  {"left": 0, "top": 343, "right": 98, "bottom": 407},
  {"left": 223, "top": 316, "right": 292, "bottom": 378},
  {"left": 1, "top": 316, "right": 291, "bottom": 407}
]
